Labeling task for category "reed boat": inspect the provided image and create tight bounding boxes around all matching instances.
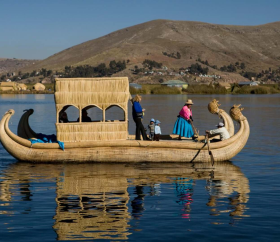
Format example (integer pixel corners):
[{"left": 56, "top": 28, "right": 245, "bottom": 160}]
[{"left": 0, "top": 77, "right": 250, "bottom": 163}]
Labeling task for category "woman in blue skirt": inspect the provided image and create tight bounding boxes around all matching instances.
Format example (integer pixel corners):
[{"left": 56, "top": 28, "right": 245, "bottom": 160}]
[{"left": 173, "top": 99, "right": 194, "bottom": 140}]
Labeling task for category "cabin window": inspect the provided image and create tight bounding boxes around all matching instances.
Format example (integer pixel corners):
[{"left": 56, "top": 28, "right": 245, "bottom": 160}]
[
  {"left": 59, "top": 105, "right": 79, "bottom": 123},
  {"left": 83, "top": 105, "right": 103, "bottom": 122},
  {"left": 105, "top": 105, "right": 125, "bottom": 122}
]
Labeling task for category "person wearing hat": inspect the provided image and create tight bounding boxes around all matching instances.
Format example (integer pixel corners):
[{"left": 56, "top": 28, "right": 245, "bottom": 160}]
[
  {"left": 205, "top": 122, "right": 230, "bottom": 142},
  {"left": 147, "top": 118, "right": 155, "bottom": 140},
  {"left": 172, "top": 99, "right": 195, "bottom": 140},
  {"left": 154, "top": 120, "right": 161, "bottom": 141}
]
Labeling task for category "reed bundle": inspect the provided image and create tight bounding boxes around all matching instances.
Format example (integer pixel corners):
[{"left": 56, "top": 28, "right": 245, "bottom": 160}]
[
  {"left": 57, "top": 123, "right": 127, "bottom": 142},
  {"left": 208, "top": 99, "right": 221, "bottom": 114},
  {"left": 230, "top": 104, "right": 246, "bottom": 121}
]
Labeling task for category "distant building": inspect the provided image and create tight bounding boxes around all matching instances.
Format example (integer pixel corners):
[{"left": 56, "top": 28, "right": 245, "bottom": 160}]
[
  {"left": 33, "top": 83, "right": 45, "bottom": 91},
  {"left": 0, "top": 82, "right": 19, "bottom": 91},
  {"left": 161, "top": 80, "right": 188, "bottom": 89},
  {"left": 129, "top": 83, "right": 142, "bottom": 89},
  {"left": 238, "top": 81, "right": 258, "bottom": 87},
  {"left": 18, "top": 83, "right": 27, "bottom": 90},
  {"left": 41, "top": 77, "right": 52, "bottom": 84}
]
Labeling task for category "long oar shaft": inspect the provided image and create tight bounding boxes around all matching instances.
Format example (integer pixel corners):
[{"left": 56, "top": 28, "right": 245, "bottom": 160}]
[{"left": 189, "top": 119, "right": 199, "bottom": 137}]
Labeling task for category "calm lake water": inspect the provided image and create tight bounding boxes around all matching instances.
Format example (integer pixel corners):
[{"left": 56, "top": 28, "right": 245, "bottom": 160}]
[{"left": 0, "top": 94, "right": 280, "bottom": 241}]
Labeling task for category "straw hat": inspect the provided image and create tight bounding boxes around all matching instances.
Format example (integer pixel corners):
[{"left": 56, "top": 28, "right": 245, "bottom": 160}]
[{"left": 185, "top": 99, "right": 194, "bottom": 105}]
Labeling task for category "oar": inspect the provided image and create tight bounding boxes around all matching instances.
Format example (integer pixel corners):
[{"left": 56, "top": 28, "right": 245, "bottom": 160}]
[
  {"left": 189, "top": 119, "right": 199, "bottom": 137},
  {"left": 206, "top": 133, "right": 215, "bottom": 166}
]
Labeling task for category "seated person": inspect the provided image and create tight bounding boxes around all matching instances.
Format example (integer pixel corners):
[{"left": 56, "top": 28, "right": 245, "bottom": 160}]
[
  {"left": 59, "top": 111, "right": 69, "bottom": 123},
  {"left": 77, "top": 109, "right": 92, "bottom": 122},
  {"left": 205, "top": 122, "right": 230, "bottom": 142}
]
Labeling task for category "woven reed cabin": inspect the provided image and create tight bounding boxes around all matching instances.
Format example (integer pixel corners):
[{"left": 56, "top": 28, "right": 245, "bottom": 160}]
[{"left": 55, "top": 77, "right": 130, "bottom": 142}]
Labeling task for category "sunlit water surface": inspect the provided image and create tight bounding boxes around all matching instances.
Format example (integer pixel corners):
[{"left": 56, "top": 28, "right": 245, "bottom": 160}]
[{"left": 0, "top": 94, "right": 280, "bottom": 241}]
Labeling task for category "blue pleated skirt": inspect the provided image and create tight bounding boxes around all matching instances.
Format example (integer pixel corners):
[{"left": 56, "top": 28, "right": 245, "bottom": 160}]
[{"left": 172, "top": 117, "right": 194, "bottom": 138}]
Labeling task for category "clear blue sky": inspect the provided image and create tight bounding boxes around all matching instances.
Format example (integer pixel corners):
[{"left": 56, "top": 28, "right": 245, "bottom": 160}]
[{"left": 1, "top": 0, "right": 279, "bottom": 60}]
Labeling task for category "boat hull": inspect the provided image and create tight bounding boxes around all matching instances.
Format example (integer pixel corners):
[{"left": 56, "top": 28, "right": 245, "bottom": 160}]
[{"left": 0, "top": 104, "right": 249, "bottom": 163}]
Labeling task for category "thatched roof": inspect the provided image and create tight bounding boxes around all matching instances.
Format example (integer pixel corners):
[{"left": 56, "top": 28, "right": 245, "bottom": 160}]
[
  {"left": 33, "top": 83, "right": 45, "bottom": 90},
  {"left": 18, "top": 83, "right": 27, "bottom": 90},
  {"left": 0, "top": 82, "right": 17, "bottom": 87},
  {"left": 55, "top": 77, "right": 129, "bottom": 112}
]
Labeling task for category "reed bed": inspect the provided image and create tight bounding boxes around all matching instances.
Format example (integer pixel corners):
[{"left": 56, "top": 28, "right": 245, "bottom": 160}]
[
  {"left": 151, "top": 86, "right": 181, "bottom": 94},
  {"left": 185, "top": 84, "right": 228, "bottom": 94},
  {"left": 233, "top": 85, "right": 280, "bottom": 94},
  {"left": 130, "top": 85, "right": 181, "bottom": 95}
]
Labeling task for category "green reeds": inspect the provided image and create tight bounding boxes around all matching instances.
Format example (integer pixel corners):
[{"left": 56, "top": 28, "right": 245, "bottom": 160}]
[
  {"left": 185, "top": 84, "right": 228, "bottom": 94},
  {"left": 129, "top": 86, "right": 149, "bottom": 94},
  {"left": 151, "top": 86, "right": 181, "bottom": 94},
  {"left": 130, "top": 85, "right": 181, "bottom": 94},
  {"left": 233, "top": 86, "right": 280, "bottom": 94}
]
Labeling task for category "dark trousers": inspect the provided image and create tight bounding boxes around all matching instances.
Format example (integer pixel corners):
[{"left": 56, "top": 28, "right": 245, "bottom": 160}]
[
  {"left": 134, "top": 117, "right": 147, "bottom": 140},
  {"left": 154, "top": 134, "right": 160, "bottom": 141},
  {"left": 210, "top": 138, "right": 221, "bottom": 143}
]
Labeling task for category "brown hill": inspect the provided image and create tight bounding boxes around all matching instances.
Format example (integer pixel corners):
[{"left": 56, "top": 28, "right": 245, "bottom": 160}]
[
  {"left": 0, "top": 58, "right": 39, "bottom": 74},
  {"left": 22, "top": 19, "right": 280, "bottom": 74}
]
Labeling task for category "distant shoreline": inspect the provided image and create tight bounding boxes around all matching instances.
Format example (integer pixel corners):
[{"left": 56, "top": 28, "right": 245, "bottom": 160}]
[
  {"left": 1, "top": 91, "right": 279, "bottom": 95},
  {"left": 0, "top": 90, "right": 54, "bottom": 94}
]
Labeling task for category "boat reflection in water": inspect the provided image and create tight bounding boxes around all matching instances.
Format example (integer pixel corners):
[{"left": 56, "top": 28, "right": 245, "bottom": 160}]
[{"left": 0, "top": 162, "right": 250, "bottom": 240}]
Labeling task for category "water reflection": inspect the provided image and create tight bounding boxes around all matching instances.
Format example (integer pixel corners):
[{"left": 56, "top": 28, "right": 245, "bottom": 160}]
[
  {"left": 0, "top": 162, "right": 250, "bottom": 240},
  {"left": 174, "top": 178, "right": 194, "bottom": 219}
]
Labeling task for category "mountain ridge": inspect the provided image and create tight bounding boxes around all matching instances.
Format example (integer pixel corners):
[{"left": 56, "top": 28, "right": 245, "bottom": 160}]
[{"left": 19, "top": 19, "right": 280, "bottom": 75}]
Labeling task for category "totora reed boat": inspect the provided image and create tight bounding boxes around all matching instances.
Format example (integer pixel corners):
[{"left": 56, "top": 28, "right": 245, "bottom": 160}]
[{"left": 0, "top": 77, "right": 250, "bottom": 163}]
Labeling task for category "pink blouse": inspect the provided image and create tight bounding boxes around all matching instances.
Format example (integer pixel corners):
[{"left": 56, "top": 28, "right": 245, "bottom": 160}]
[{"left": 179, "top": 106, "right": 192, "bottom": 120}]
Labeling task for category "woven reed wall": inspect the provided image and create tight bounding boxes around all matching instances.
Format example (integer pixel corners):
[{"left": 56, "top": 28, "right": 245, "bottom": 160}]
[
  {"left": 56, "top": 122, "right": 128, "bottom": 142},
  {"left": 55, "top": 77, "right": 129, "bottom": 142},
  {"left": 55, "top": 77, "right": 129, "bottom": 111}
]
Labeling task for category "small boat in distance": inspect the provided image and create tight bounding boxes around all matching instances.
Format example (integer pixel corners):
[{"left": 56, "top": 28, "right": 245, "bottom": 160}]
[{"left": 0, "top": 77, "right": 250, "bottom": 163}]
